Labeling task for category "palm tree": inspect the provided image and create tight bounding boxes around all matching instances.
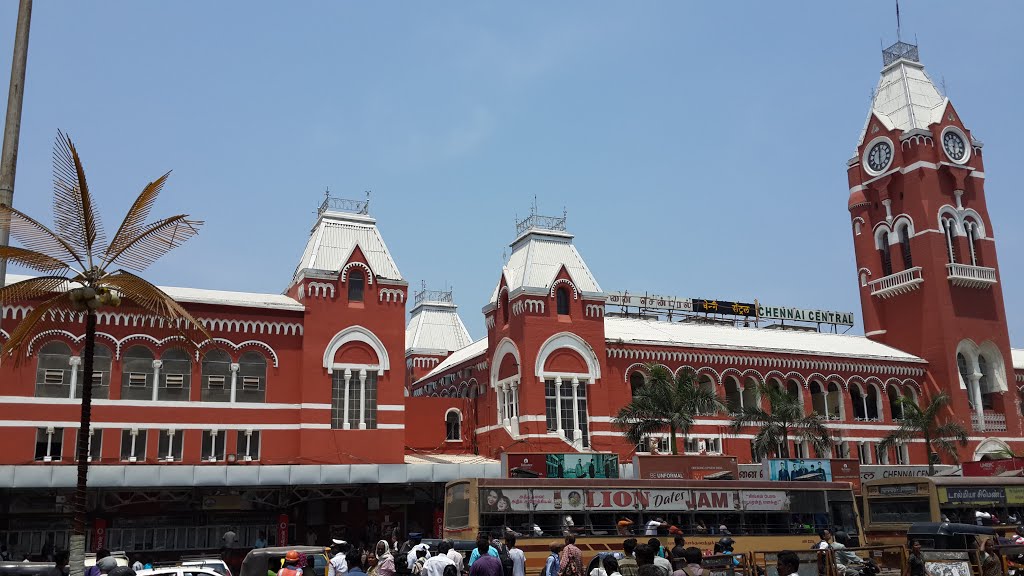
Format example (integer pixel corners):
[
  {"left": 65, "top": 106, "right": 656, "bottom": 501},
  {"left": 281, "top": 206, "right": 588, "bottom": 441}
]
[
  {"left": 878, "top": 392, "right": 968, "bottom": 475},
  {"left": 0, "top": 132, "right": 206, "bottom": 576},
  {"left": 730, "top": 382, "right": 833, "bottom": 459},
  {"left": 613, "top": 365, "right": 724, "bottom": 455}
]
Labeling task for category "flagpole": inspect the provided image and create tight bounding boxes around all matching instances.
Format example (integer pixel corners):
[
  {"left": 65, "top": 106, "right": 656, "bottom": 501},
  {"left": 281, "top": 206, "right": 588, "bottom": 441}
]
[{"left": 0, "top": 0, "right": 33, "bottom": 289}]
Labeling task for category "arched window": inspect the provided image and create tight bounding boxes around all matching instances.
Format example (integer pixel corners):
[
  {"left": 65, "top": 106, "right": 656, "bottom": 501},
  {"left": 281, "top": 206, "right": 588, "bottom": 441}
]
[
  {"left": 786, "top": 379, "right": 804, "bottom": 413},
  {"left": 79, "top": 345, "right": 112, "bottom": 400},
  {"left": 121, "top": 346, "right": 155, "bottom": 401},
  {"left": 629, "top": 372, "right": 646, "bottom": 396},
  {"left": 501, "top": 291, "right": 510, "bottom": 326},
  {"left": 36, "top": 342, "right": 72, "bottom": 398},
  {"left": 445, "top": 410, "right": 462, "bottom": 441},
  {"left": 943, "top": 219, "right": 958, "bottom": 264},
  {"left": 159, "top": 348, "right": 192, "bottom": 401},
  {"left": 724, "top": 377, "right": 743, "bottom": 414},
  {"left": 978, "top": 356, "right": 993, "bottom": 409},
  {"left": 348, "top": 270, "right": 365, "bottom": 302},
  {"left": 888, "top": 386, "right": 904, "bottom": 421},
  {"left": 237, "top": 351, "right": 267, "bottom": 403},
  {"left": 850, "top": 386, "right": 866, "bottom": 420},
  {"left": 556, "top": 287, "right": 570, "bottom": 315},
  {"left": 697, "top": 375, "right": 717, "bottom": 415},
  {"left": 879, "top": 232, "right": 893, "bottom": 276},
  {"left": 965, "top": 220, "right": 982, "bottom": 266},
  {"left": 898, "top": 224, "right": 913, "bottom": 269},
  {"left": 865, "top": 384, "right": 881, "bottom": 420},
  {"left": 810, "top": 381, "right": 829, "bottom": 419},
  {"left": 742, "top": 377, "right": 760, "bottom": 410},
  {"left": 201, "top": 349, "right": 232, "bottom": 402}
]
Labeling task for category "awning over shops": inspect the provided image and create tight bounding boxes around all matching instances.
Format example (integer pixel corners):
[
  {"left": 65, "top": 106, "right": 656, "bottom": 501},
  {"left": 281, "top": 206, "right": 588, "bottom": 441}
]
[{"left": 0, "top": 455, "right": 500, "bottom": 488}]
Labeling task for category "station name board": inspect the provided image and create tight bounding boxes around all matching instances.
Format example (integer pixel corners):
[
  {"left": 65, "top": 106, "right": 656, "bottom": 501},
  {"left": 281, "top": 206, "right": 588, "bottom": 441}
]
[{"left": 605, "top": 291, "right": 854, "bottom": 327}]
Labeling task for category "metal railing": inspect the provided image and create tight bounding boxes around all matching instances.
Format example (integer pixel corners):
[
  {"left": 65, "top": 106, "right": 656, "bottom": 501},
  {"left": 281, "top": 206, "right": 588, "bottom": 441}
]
[
  {"left": 319, "top": 195, "right": 369, "bottom": 216},
  {"left": 516, "top": 212, "right": 566, "bottom": 235},
  {"left": 947, "top": 263, "right": 997, "bottom": 288},
  {"left": 972, "top": 411, "right": 1007, "bottom": 432},
  {"left": 869, "top": 266, "right": 923, "bottom": 298},
  {"left": 414, "top": 288, "right": 453, "bottom": 306}
]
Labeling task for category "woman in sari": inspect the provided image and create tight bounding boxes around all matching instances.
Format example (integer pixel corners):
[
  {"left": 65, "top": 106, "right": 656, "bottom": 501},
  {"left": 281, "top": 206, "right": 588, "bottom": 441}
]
[{"left": 375, "top": 540, "right": 396, "bottom": 576}]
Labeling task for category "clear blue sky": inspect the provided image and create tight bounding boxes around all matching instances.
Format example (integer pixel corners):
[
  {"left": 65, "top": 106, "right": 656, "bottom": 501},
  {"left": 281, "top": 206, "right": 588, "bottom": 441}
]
[{"left": 1, "top": 2, "right": 1022, "bottom": 344}]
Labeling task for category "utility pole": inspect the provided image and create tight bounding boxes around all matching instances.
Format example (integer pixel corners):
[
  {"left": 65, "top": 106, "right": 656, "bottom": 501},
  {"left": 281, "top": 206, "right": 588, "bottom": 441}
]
[{"left": 0, "top": 0, "right": 33, "bottom": 289}]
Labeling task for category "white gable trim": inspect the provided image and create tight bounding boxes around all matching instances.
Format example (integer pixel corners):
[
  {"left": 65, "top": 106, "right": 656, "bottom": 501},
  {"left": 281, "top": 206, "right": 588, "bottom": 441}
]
[{"left": 490, "top": 337, "right": 522, "bottom": 386}]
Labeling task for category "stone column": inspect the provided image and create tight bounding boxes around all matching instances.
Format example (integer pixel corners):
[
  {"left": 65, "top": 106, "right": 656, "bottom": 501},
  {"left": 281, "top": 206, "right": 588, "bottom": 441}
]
[
  {"left": 359, "top": 368, "right": 367, "bottom": 429},
  {"left": 571, "top": 377, "right": 581, "bottom": 441},
  {"left": 343, "top": 368, "right": 352, "bottom": 430},
  {"left": 151, "top": 360, "right": 163, "bottom": 402},
  {"left": 554, "top": 377, "right": 563, "bottom": 435},
  {"left": 229, "top": 363, "right": 240, "bottom": 403},
  {"left": 68, "top": 356, "right": 81, "bottom": 399},
  {"left": 969, "top": 373, "right": 985, "bottom": 432}
]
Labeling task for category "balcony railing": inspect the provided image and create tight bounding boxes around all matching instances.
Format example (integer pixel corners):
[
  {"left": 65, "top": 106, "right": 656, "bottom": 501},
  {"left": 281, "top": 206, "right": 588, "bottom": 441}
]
[
  {"left": 972, "top": 411, "right": 1007, "bottom": 432},
  {"left": 869, "top": 267, "right": 924, "bottom": 299},
  {"left": 947, "top": 263, "right": 998, "bottom": 289}
]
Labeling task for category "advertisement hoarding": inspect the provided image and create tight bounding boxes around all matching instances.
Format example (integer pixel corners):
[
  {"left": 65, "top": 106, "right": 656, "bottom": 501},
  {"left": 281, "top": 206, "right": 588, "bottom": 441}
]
[
  {"left": 504, "top": 452, "right": 620, "bottom": 479},
  {"left": 633, "top": 455, "right": 739, "bottom": 480},
  {"left": 962, "top": 458, "right": 1024, "bottom": 477},
  {"left": 763, "top": 459, "right": 832, "bottom": 482}
]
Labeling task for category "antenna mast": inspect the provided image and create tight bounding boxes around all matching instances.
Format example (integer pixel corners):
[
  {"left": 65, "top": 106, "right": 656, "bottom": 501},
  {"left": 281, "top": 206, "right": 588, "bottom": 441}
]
[{"left": 896, "top": 0, "right": 902, "bottom": 42}]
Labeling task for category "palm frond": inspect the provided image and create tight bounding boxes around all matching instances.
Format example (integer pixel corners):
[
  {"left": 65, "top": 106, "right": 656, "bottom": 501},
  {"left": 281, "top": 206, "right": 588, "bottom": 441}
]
[
  {"left": 934, "top": 421, "right": 969, "bottom": 445},
  {"left": 932, "top": 437, "right": 963, "bottom": 463},
  {"left": 103, "top": 215, "right": 202, "bottom": 271},
  {"left": 97, "top": 270, "right": 210, "bottom": 343},
  {"left": 52, "top": 131, "right": 104, "bottom": 258},
  {"left": 878, "top": 428, "right": 915, "bottom": 451},
  {"left": 1, "top": 293, "right": 71, "bottom": 363},
  {"left": 0, "top": 246, "right": 71, "bottom": 274},
  {"left": 103, "top": 171, "right": 170, "bottom": 266},
  {"left": 0, "top": 275, "right": 72, "bottom": 304},
  {"left": 0, "top": 205, "right": 84, "bottom": 269}
]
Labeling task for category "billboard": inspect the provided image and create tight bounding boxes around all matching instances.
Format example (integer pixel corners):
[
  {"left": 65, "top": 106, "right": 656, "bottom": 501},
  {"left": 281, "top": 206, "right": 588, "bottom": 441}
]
[
  {"left": 479, "top": 487, "right": 738, "bottom": 513},
  {"left": 962, "top": 458, "right": 1024, "bottom": 477},
  {"left": 504, "top": 452, "right": 619, "bottom": 479},
  {"left": 634, "top": 455, "right": 739, "bottom": 480},
  {"left": 763, "top": 459, "right": 832, "bottom": 482}
]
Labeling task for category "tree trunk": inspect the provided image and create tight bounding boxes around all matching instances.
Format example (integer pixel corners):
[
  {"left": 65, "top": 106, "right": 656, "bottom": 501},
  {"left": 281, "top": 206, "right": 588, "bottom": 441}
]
[
  {"left": 69, "top": 311, "right": 96, "bottom": 576},
  {"left": 781, "top": 428, "right": 790, "bottom": 459},
  {"left": 925, "top": 433, "right": 934, "bottom": 476},
  {"left": 670, "top": 425, "right": 678, "bottom": 455}
]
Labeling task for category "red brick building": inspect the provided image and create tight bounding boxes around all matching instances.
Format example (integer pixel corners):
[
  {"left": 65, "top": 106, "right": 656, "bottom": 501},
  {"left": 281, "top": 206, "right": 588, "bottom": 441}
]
[{"left": 0, "top": 40, "right": 1021, "bottom": 556}]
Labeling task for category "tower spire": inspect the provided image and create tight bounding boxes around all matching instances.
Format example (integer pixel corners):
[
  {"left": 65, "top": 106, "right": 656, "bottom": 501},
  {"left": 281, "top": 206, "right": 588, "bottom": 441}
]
[{"left": 896, "top": 0, "right": 902, "bottom": 42}]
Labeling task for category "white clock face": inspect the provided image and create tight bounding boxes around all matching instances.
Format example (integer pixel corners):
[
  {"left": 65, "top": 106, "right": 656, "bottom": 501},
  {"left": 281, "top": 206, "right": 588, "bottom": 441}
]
[
  {"left": 867, "top": 141, "right": 892, "bottom": 173},
  {"left": 943, "top": 130, "right": 967, "bottom": 163}
]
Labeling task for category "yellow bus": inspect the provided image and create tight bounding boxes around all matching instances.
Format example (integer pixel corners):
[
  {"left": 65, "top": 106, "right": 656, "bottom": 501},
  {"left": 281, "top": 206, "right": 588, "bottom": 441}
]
[
  {"left": 862, "top": 476, "right": 1024, "bottom": 544},
  {"left": 443, "top": 478, "right": 862, "bottom": 570}
]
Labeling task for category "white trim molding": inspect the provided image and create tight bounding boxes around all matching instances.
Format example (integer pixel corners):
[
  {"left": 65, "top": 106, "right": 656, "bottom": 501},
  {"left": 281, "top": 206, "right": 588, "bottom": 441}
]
[{"left": 323, "top": 326, "right": 391, "bottom": 374}]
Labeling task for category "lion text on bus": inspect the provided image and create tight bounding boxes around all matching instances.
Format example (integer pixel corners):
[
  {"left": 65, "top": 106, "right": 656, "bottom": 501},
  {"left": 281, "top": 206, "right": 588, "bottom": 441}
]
[{"left": 586, "top": 489, "right": 737, "bottom": 511}]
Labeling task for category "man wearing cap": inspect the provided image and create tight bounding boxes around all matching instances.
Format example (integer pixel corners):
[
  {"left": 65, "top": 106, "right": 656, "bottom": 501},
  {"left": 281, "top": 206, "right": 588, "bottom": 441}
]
[
  {"left": 96, "top": 556, "right": 119, "bottom": 576},
  {"left": 405, "top": 534, "right": 431, "bottom": 571},
  {"left": 329, "top": 539, "right": 351, "bottom": 576}
]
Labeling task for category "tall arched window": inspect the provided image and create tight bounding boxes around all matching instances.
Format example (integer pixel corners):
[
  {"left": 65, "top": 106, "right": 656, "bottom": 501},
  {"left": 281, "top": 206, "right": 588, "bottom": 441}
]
[
  {"left": 36, "top": 342, "right": 72, "bottom": 398},
  {"left": 122, "top": 346, "right": 155, "bottom": 401},
  {"left": 445, "top": 410, "right": 462, "bottom": 441},
  {"left": 237, "top": 351, "right": 267, "bottom": 403},
  {"left": 965, "top": 220, "right": 981, "bottom": 266},
  {"left": 958, "top": 353, "right": 973, "bottom": 407},
  {"left": 978, "top": 356, "right": 993, "bottom": 409},
  {"left": 879, "top": 232, "right": 893, "bottom": 276},
  {"left": 79, "top": 345, "right": 113, "bottom": 400},
  {"left": 850, "top": 386, "right": 866, "bottom": 420},
  {"left": 898, "top": 224, "right": 913, "bottom": 269},
  {"left": 348, "top": 270, "right": 365, "bottom": 302},
  {"left": 501, "top": 291, "right": 510, "bottom": 326},
  {"left": 159, "top": 348, "right": 192, "bottom": 401},
  {"left": 629, "top": 372, "right": 646, "bottom": 396},
  {"left": 742, "top": 377, "right": 760, "bottom": 410},
  {"left": 943, "top": 219, "right": 958, "bottom": 264},
  {"left": 201, "top": 349, "right": 232, "bottom": 402},
  {"left": 887, "top": 387, "right": 904, "bottom": 421},
  {"left": 865, "top": 384, "right": 881, "bottom": 420},
  {"left": 556, "top": 287, "right": 570, "bottom": 315},
  {"left": 724, "top": 377, "right": 743, "bottom": 414}
]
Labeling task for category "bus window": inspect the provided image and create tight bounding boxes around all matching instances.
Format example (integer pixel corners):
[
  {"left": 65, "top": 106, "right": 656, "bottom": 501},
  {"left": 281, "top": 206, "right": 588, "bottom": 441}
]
[
  {"left": 445, "top": 483, "right": 470, "bottom": 530},
  {"left": 534, "top": 513, "right": 564, "bottom": 536},
  {"left": 480, "top": 513, "right": 531, "bottom": 537},
  {"left": 867, "top": 497, "right": 931, "bottom": 524},
  {"left": 829, "top": 501, "right": 858, "bottom": 536}
]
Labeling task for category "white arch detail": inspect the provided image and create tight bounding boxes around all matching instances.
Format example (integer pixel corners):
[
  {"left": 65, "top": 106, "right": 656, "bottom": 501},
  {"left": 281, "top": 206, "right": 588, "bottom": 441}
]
[
  {"left": 973, "top": 438, "right": 1012, "bottom": 460},
  {"left": 490, "top": 337, "right": 522, "bottom": 386},
  {"left": 323, "top": 325, "right": 390, "bottom": 374},
  {"left": 340, "top": 261, "right": 374, "bottom": 285},
  {"left": 534, "top": 332, "right": 601, "bottom": 379}
]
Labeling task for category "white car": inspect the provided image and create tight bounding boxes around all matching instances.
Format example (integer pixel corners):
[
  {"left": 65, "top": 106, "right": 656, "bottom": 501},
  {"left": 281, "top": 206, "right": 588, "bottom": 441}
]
[
  {"left": 135, "top": 567, "right": 223, "bottom": 576},
  {"left": 182, "top": 559, "right": 233, "bottom": 576}
]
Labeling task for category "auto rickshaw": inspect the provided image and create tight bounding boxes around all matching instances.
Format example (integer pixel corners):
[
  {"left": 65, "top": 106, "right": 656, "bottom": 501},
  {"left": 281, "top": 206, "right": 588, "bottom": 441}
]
[
  {"left": 906, "top": 523, "right": 996, "bottom": 551},
  {"left": 239, "top": 546, "right": 331, "bottom": 576}
]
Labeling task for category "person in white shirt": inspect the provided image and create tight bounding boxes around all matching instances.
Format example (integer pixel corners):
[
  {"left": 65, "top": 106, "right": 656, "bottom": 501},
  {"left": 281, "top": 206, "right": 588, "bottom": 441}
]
[
  {"left": 407, "top": 540, "right": 431, "bottom": 571},
  {"left": 422, "top": 542, "right": 456, "bottom": 576},
  {"left": 444, "top": 540, "right": 465, "bottom": 574},
  {"left": 506, "top": 536, "right": 526, "bottom": 576},
  {"left": 777, "top": 551, "right": 800, "bottom": 576},
  {"left": 602, "top": 557, "right": 621, "bottom": 576},
  {"left": 329, "top": 539, "right": 350, "bottom": 576},
  {"left": 644, "top": 519, "right": 666, "bottom": 536}
]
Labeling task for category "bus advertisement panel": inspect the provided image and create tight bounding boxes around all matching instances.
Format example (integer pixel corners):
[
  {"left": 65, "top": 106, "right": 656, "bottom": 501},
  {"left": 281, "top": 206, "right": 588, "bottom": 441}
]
[{"left": 479, "top": 486, "right": 805, "bottom": 512}]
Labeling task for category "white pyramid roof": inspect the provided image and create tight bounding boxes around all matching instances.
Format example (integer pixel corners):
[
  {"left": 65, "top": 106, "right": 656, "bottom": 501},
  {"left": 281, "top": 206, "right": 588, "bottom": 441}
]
[
  {"left": 489, "top": 228, "right": 602, "bottom": 303},
  {"left": 406, "top": 297, "right": 473, "bottom": 354},
  {"left": 293, "top": 209, "right": 402, "bottom": 283},
  {"left": 857, "top": 51, "right": 947, "bottom": 145}
]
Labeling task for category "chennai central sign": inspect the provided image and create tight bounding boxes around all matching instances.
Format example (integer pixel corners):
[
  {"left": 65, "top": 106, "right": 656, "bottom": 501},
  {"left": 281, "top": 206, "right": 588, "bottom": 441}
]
[{"left": 605, "top": 291, "right": 855, "bottom": 327}]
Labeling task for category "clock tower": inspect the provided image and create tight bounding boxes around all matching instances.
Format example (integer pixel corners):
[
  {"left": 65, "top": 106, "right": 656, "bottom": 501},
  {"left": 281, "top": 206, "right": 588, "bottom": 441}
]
[{"left": 847, "top": 41, "right": 1021, "bottom": 452}]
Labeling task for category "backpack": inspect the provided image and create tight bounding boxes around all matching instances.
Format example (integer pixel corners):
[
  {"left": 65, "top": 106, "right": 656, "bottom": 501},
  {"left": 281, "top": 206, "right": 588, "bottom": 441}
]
[
  {"left": 540, "top": 554, "right": 556, "bottom": 576},
  {"left": 493, "top": 541, "right": 514, "bottom": 576}
]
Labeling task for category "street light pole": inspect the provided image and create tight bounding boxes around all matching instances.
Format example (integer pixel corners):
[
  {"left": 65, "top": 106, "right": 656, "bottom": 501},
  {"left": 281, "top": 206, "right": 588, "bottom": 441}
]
[{"left": 0, "top": 0, "right": 33, "bottom": 289}]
